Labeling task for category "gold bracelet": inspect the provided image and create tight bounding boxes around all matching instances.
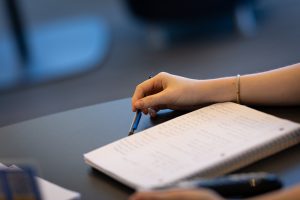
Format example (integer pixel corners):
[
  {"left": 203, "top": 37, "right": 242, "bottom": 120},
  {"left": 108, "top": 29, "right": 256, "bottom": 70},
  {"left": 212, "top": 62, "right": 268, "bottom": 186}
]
[{"left": 236, "top": 74, "right": 241, "bottom": 104}]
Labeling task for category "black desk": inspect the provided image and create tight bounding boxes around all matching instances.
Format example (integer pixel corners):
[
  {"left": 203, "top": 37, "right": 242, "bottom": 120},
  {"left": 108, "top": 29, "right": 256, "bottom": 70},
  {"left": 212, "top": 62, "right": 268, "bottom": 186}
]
[{"left": 0, "top": 98, "right": 300, "bottom": 200}]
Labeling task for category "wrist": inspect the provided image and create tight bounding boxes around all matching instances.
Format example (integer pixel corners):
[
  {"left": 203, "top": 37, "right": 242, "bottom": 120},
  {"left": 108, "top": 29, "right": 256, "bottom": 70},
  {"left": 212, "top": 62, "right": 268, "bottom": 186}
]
[{"left": 198, "top": 77, "right": 236, "bottom": 104}]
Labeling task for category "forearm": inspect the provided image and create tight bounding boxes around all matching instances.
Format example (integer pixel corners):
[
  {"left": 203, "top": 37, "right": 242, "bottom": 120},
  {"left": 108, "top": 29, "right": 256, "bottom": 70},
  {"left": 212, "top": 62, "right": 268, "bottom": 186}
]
[{"left": 204, "top": 63, "right": 300, "bottom": 106}]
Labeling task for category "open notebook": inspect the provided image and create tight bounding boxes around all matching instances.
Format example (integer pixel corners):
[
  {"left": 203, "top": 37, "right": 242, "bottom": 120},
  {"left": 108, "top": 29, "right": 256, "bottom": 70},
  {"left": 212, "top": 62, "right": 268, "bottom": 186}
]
[{"left": 84, "top": 102, "right": 300, "bottom": 190}]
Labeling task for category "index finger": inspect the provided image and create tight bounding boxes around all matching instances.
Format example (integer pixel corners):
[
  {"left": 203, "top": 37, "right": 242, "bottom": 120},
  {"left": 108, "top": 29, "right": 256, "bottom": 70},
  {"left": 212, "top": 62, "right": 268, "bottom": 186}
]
[
  {"left": 131, "top": 78, "right": 154, "bottom": 111},
  {"left": 132, "top": 76, "right": 163, "bottom": 111}
]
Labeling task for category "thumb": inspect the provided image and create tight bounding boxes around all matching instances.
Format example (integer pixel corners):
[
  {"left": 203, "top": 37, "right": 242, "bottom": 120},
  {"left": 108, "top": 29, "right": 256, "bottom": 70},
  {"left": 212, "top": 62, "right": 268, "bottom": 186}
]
[{"left": 134, "top": 92, "right": 168, "bottom": 109}]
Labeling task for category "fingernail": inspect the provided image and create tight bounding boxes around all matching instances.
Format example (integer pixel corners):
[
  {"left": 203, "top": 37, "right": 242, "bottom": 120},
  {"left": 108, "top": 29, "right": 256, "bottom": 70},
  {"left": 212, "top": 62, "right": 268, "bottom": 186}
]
[{"left": 148, "top": 108, "right": 157, "bottom": 118}]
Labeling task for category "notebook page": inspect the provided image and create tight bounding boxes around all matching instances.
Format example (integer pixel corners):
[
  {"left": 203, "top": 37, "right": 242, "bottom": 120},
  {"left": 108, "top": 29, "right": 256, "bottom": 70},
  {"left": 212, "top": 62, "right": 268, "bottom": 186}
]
[{"left": 84, "top": 102, "right": 300, "bottom": 189}]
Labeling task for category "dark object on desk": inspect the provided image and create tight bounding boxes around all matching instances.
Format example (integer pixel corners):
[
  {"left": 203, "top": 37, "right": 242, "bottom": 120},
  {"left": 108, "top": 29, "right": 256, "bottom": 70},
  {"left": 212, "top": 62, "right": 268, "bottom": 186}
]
[
  {"left": 0, "top": 0, "right": 110, "bottom": 90},
  {"left": 157, "top": 172, "right": 282, "bottom": 198},
  {"left": 0, "top": 167, "right": 41, "bottom": 200}
]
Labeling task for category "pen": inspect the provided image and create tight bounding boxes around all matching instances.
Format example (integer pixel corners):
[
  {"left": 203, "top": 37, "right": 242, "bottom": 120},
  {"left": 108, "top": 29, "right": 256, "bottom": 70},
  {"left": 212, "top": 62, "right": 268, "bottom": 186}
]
[
  {"left": 128, "top": 76, "right": 152, "bottom": 136},
  {"left": 152, "top": 172, "right": 282, "bottom": 198},
  {"left": 128, "top": 110, "right": 142, "bottom": 136}
]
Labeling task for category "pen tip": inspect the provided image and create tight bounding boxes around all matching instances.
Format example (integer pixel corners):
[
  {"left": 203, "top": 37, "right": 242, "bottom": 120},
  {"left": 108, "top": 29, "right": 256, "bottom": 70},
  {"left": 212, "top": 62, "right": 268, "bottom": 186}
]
[{"left": 128, "top": 131, "right": 133, "bottom": 136}]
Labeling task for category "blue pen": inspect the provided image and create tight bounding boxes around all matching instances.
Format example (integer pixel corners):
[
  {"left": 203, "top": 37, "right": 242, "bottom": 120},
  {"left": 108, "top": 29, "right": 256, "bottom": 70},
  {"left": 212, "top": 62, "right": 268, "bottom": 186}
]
[
  {"left": 129, "top": 76, "right": 152, "bottom": 136},
  {"left": 128, "top": 110, "right": 142, "bottom": 136}
]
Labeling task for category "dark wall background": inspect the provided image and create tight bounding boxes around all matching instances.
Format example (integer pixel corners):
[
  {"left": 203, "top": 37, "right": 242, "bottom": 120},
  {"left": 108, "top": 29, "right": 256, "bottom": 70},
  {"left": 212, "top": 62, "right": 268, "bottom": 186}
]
[{"left": 0, "top": 0, "right": 299, "bottom": 127}]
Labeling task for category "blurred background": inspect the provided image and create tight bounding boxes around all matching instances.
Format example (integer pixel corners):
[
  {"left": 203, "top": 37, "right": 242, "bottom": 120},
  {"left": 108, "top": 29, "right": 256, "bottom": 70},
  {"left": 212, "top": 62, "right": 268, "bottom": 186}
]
[{"left": 0, "top": 0, "right": 299, "bottom": 127}]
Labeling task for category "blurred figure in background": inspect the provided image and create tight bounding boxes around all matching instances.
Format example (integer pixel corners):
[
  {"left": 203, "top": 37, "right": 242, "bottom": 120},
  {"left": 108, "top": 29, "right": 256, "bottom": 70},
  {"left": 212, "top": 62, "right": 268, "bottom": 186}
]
[{"left": 126, "top": 0, "right": 257, "bottom": 48}]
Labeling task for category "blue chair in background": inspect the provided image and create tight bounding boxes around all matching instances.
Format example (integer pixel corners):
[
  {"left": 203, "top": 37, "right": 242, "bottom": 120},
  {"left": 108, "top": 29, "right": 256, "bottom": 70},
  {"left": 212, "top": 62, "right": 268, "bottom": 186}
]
[{"left": 0, "top": 0, "right": 110, "bottom": 90}]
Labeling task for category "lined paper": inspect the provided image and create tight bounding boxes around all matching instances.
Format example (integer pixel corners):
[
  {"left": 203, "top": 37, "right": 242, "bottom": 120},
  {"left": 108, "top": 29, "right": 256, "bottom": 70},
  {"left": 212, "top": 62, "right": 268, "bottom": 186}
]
[{"left": 85, "top": 102, "right": 300, "bottom": 189}]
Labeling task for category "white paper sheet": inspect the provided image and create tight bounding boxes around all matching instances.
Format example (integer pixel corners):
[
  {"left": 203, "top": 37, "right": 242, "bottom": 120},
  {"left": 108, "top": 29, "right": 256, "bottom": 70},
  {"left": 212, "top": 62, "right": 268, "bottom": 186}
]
[{"left": 85, "top": 102, "right": 300, "bottom": 189}]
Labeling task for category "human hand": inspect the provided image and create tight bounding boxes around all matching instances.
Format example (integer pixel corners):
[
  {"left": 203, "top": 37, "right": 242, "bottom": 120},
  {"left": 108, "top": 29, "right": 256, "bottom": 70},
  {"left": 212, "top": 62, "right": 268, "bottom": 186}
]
[
  {"left": 132, "top": 72, "right": 211, "bottom": 117},
  {"left": 128, "top": 188, "right": 225, "bottom": 200}
]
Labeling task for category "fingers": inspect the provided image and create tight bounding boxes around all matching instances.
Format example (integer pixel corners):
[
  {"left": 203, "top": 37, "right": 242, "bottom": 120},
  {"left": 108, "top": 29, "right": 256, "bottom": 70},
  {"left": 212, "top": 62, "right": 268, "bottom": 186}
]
[
  {"left": 148, "top": 108, "right": 157, "bottom": 118},
  {"left": 132, "top": 76, "right": 161, "bottom": 112},
  {"left": 134, "top": 92, "right": 169, "bottom": 112},
  {"left": 132, "top": 73, "right": 169, "bottom": 111},
  {"left": 140, "top": 107, "right": 163, "bottom": 118}
]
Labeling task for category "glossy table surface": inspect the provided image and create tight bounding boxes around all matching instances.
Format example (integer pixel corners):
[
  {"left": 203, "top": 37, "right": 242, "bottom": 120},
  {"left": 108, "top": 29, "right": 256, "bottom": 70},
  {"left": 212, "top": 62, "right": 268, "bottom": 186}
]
[{"left": 0, "top": 98, "right": 300, "bottom": 199}]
